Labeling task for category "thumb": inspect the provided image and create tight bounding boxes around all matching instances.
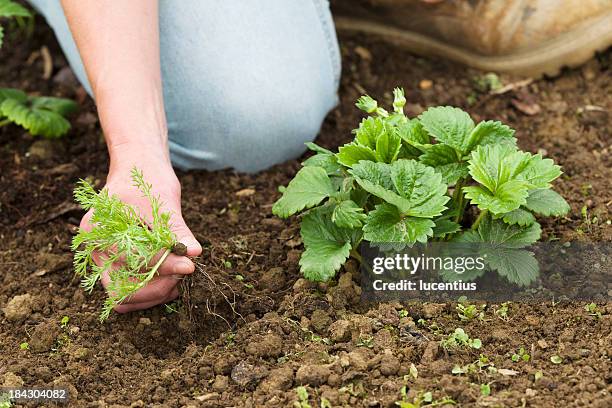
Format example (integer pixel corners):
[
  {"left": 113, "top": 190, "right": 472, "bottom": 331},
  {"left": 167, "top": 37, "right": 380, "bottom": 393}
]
[{"left": 171, "top": 213, "right": 202, "bottom": 257}]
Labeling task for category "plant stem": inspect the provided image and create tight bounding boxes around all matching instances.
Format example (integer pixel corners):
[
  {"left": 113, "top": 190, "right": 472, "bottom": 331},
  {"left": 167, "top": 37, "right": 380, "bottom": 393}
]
[
  {"left": 452, "top": 179, "right": 465, "bottom": 224},
  {"left": 471, "top": 210, "right": 488, "bottom": 230},
  {"left": 350, "top": 248, "right": 363, "bottom": 264},
  {"left": 136, "top": 248, "right": 172, "bottom": 292}
]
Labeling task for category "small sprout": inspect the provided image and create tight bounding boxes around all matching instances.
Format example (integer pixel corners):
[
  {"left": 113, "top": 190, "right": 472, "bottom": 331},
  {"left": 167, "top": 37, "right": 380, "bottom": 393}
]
[
  {"left": 357, "top": 335, "right": 374, "bottom": 348},
  {"left": 550, "top": 355, "right": 563, "bottom": 364},
  {"left": 320, "top": 397, "right": 332, "bottom": 408},
  {"left": 396, "top": 389, "right": 456, "bottom": 407},
  {"left": 399, "top": 309, "right": 409, "bottom": 318},
  {"left": 480, "top": 383, "right": 491, "bottom": 397},
  {"left": 224, "top": 260, "right": 233, "bottom": 268},
  {"left": 164, "top": 301, "right": 179, "bottom": 314},
  {"left": 294, "top": 386, "right": 311, "bottom": 408},
  {"left": 456, "top": 300, "right": 485, "bottom": 321},
  {"left": 495, "top": 302, "right": 511, "bottom": 321},
  {"left": 511, "top": 347, "right": 530, "bottom": 362},
  {"left": 441, "top": 328, "right": 482, "bottom": 351},
  {"left": 19, "top": 342, "right": 29, "bottom": 350},
  {"left": 409, "top": 363, "right": 418, "bottom": 380},
  {"left": 584, "top": 303, "right": 602, "bottom": 319},
  {"left": 235, "top": 274, "right": 244, "bottom": 282},
  {"left": 60, "top": 316, "right": 70, "bottom": 328},
  {"left": 534, "top": 370, "right": 544, "bottom": 382}
]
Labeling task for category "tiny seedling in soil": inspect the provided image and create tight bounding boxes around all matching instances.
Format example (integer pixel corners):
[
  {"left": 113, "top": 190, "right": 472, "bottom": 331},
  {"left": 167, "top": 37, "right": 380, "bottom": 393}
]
[
  {"left": 456, "top": 299, "right": 485, "bottom": 321},
  {"left": 60, "top": 315, "right": 70, "bottom": 328},
  {"left": 396, "top": 387, "right": 456, "bottom": 408},
  {"left": 441, "top": 328, "right": 482, "bottom": 351},
  {"left": 511, "top": 347, "right": 531, "bottom": 362},
  {"left": 294, "top": 386, "right": 311, "bottom": 408},
  {"left": 584, "top": 302, "right": 602, "bottom": 319},
  {"left": 273, "top": 88, "right": 569, "bottom": 285},
  {"left": 19, "top": 342, "right": 29, "bottom": 350},
  {"left": 479, "top": 383, "right": 491, "bottom": 397},
  {"left": 452, "top": 354, "right": 496, "bottom": 380},
  {"left": 72, "top": 168, "right": 182, "bottom": 321},
  {"left": 494, "top": 302, "right": 511, "bottom": 321},
  {"left": 550, "top": 355, "right": 563, "bottom": 364}
]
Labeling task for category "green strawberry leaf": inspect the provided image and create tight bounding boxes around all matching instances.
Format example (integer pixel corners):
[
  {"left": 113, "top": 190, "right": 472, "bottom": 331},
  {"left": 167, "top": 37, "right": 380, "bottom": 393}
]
[
  {"left": 494, "top": 208, "right": 536, "bottom": 226},
  {"left": 0, "top": 96, "right": 77, "bottom": 138},
  {"left": 523, "top": 188, "right": 570, "bottom": 216},
  {"left": 484, "top": 247, "right": 539, "bottom": 286},
  {"left": 418, "top": 106, "right": 475, "bottom": 153},
  {"left": 397, "top": 119, "right": 431, "bottom": 152},
  {"left": 515, "top": 153, "right": 563, "bottom": 189},
  {"left": 303, "top": 152, "right": 342, "bottom": 176},
  {"left": 363, "top": 203, "right": 435, "bottom": 244},
  {"left": 477, "top": 214, "right": 541, "bottom": 248},
  {"left": 432, "top": 218, "right": 462, "bottom": 238},
  {"left": 375, "top": 125, "right": 402, "bottom": 163},
  {"left": 350, "top": 160, "right": 449, "bottom": 217},
  {"left": 331, "top": 200, "right": 367, "bottom": 228},
  {"left": 464, "top": 182, "right": 529, "bottom": 214},
  {"left": 336, "top": 143, "right": 377, "bottom": 167},
  {"left": 466, "top": 120, "right": 516, "bottom": 151},
  {"left": 305, "top": 142, "right": 333, "bottom": 155},
  {"left": 419, "top": 144, "right": 469, "bottom": 185},
  {"left": 272, "top": 166, "right": 336, "bottom": 218},
  {"left": 0, "top": 88, "right": 26, "bottom": 103},
  {"left": 354, "top": 116, "right": 384, "bottom": 150},
  {"left": 300, "top": 207, "right": 356, "bottom": 281},
  {"left": 0, "top": 0, "right": 31, "bottom": 18}
]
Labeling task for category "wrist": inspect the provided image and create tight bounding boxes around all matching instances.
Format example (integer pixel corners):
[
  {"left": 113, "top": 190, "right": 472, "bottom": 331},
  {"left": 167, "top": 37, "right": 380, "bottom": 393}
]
[{"left": 108, "top": 141, "right": 177, "bottom": 186}]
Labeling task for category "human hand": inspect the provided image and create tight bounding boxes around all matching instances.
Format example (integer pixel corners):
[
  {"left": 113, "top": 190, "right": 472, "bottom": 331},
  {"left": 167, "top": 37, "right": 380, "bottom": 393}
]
[{"left": 80, "top": 144, "right": 202, "bottom": 313}]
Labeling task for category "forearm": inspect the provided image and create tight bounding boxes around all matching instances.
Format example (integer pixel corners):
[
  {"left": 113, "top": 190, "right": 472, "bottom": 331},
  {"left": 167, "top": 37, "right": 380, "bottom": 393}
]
[{"left": 61, "top": 0, "right": 169, "bottom": 164}]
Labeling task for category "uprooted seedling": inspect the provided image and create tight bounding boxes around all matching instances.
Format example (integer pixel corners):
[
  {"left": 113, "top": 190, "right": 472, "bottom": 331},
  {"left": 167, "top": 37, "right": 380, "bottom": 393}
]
[
  {"left": 273, "top": 88, "right": 570, "bottom": 286},
  {"left": 72, "top": 168, "right": 180, "bottom": 321}
]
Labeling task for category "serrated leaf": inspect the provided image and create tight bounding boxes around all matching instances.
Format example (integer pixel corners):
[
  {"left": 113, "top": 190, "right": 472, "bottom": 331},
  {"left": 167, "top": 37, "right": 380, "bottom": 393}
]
[
  {"left": 300, "top": 207, "right": 355, "bottom": 281},
  {"left": 397, "top": 119, "right": 431, "bottom": 151},
  {"left": 418, "top": 106, "right": 475, "bottom": 152},
  {"left": 354, "top": 116, "right": 384, "bottom": 149},
  {"left": 464, "top": 182, "right": 529, "bottom": 214},
  {"left": 523, "top": 188, "right": 570, "bottom": 216},
  {"left": 0, "top": 87, "right": 26, "bottom": 103},
  {"left": 465, "top": 144, "right": 532, "bottom": 214},
  {"left": 433, "top": 218, "right": 462, "bottom": 238},
  {"left": 336, "top": 143, "right": 377, "bottom": 167},
  {"left": 351, "top": 160, "right": 448, "bottom": 217},
  {"left": 494, "top": 208, "right": 536, "bottom": 226},
  {"left": 515, "top": 153, "right": 563, "bottom": 189},
  {"left": 332, "top": 200, "right": 367, "bottom": 228},
  {"left": 466, "top": 120, "right": 516, "bottom": 151},
  {"left": 419, "top": 144, "right": 468, "bottom": 185},
  {"left": 0, "top": 98, "right": 72, "bottom": 138},
  {"left": 272, "top": 166, "right": 335, "bottom": 218},
  {"left": 477, "top": 215, "right": 541, "bottom": 248},
  {"left": 484, "top": 247, "right": 539, "bottom": 286},
  {"left": 303, "top": 152, "right": 342, "bottom": 175},
  {"left": 375, "top": 126, "right": 401, "bottom": 163},
  {"left": 0, "top": 0, "right": 31, "bottom": 18},
  {"left": 31, "top": 96, "right": 78, "bottom": 116},
  {"left": 363, "top": 203, "right": 435, "bottom": 244},
  {"left": 305, "top": 142, "right": 333, "bottom": 155}
]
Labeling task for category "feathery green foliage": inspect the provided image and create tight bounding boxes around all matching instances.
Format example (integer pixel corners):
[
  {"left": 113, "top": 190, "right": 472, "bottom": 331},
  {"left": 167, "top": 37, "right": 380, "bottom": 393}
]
[
  {"left": 273, "top": 88, "right": 569, "bottom": 284},
  {"left": 0, "top": 0, "right": 31, "bottom": 48},
  {"left": 71, "top": 168, "right": 176, "bottom": 321}
]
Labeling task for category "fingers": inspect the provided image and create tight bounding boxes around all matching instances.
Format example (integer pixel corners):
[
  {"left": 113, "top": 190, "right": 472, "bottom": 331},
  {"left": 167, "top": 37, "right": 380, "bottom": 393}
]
[
  {"left": 114, "top": 286, "right": 180, "bottom": 314},
  {"left": 102, "top": 273, "right": 183, "bottom": 305},
  {"left": 157, "top": 253, "right": 195, "bottom": 276},
  {"left": 171, "top": 214, "right": 202, "bottom": 257}
]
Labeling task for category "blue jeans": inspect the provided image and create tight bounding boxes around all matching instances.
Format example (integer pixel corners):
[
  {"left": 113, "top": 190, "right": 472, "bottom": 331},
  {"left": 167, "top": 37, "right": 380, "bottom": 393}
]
[{"left": 28, "top": 0, "right": 341, "bottom": 172}]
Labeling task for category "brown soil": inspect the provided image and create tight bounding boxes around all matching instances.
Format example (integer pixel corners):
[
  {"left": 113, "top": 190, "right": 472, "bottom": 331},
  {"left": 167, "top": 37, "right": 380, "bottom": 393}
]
[{"left": 1, "top": 13, "right": 611, "bottom": 408}]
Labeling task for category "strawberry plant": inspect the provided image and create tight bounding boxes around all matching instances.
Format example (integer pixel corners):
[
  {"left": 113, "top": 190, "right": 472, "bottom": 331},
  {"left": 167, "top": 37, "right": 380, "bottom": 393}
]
[
  {"left": 0, "top": 88, "right": 78, "bottom": 138},
  {"left": 1, "top": 2, "right": 77, "bottom": 138},
  {"left": 273, "top": 88, "right": 569, "bottom": 285},
  {"left": 71, "top": 168, "right": 180, "bottom": 321}
]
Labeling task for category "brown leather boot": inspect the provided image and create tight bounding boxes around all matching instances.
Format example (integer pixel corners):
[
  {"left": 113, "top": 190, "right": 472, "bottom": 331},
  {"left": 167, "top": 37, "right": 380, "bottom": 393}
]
[{"left": 331, "top": 0, "right": 612, "bottom": 76}]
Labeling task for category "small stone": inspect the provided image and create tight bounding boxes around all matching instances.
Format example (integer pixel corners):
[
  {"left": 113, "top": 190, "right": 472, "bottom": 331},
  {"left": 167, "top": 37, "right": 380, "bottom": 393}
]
[
  {"left": 419, "top": 79, "right": 433, "bottom": 89},
  {"left": 212, "top": 375, "right": 229, "bottom": 392},
  {"left": 230, "top": 361, "right": 267, "bottom": 388},
  {"left": 525, "top": 315, "right": 540, "bottom": 326},
  {"left": 354, "top": 46, "right": 372, "bottom": 60},
  {"left": 3, "top": 294, "right": 34, "bottom": 322},
  {"left": 537, "top": 339, "right": 548, "bottom": 349},
  {"left": 139, "top": 317, "right": 152, "bottom": 326},
  {"left": 235, "top": 188, "right": 255, "bottom": 197}
]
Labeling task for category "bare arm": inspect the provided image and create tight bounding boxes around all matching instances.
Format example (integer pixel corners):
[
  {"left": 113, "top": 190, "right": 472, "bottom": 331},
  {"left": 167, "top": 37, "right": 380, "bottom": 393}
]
[{"left": 62, "top": 0, "right": 201, "bottom": 312}]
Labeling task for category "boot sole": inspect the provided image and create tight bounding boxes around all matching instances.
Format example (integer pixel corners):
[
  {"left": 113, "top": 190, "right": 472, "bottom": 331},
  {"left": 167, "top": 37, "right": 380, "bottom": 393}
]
[{"left": 334, "top": 12, "right": 612, "bottom": 77}]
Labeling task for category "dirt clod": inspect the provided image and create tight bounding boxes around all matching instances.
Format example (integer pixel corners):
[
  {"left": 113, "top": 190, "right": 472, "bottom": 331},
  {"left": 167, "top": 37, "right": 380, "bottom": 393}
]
[
  {"left": 3, "top": 293, "right": 34, "bottom": 322},
  {"left": 295, "top": 364, "right": 331, "bottom": 386}
]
